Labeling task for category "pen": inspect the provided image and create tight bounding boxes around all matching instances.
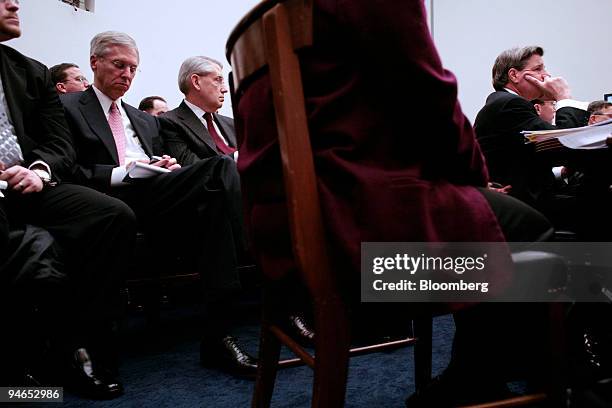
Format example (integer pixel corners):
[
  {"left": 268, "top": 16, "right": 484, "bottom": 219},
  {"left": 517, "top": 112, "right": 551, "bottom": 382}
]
[{"left": 150, "top": 155, "right": 163, "bottom": 164}]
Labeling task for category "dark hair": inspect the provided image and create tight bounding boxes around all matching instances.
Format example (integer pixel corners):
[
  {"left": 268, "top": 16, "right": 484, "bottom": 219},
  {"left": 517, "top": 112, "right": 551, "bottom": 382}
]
[
  {"left": 49, "top": 63, "right": 79, "bottom": 84},
  {"left": 138, "top": 96, "right": 167, "bottom": 111},
  {"left": 530, "top": 98, "right": 544, "bottom": 106},
  {"left": 587, "top": 100, "right": 612, "bottom": 114},
  {"left": 492, "top": 46, "right": 544, "bottom": 91}
]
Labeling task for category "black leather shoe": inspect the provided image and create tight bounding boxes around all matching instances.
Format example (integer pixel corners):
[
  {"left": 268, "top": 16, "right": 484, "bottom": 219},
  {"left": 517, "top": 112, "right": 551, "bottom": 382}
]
[
  {"left": 287, "top": 314, "right": 315, "bottom": 346},
  {"left": 200, "top": 335, "right": 257, "bottom": 379},
  {"left": 65, "top": 348, "right": 123, "bottom": 400}
]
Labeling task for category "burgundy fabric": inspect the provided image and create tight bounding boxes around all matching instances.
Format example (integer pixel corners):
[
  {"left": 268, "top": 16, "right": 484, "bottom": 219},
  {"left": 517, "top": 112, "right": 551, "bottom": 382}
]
[
  {"left": 234, "top": 0, "right": 509, "bottom": 298},
  {"left": 204, "top": 112, "right": 236, "bottom": 156}
]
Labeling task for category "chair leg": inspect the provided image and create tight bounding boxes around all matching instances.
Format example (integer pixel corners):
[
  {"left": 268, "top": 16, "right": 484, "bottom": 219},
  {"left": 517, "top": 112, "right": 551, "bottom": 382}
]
[
  {"left": 311, "top": 298, "right": 350, "bottom": 408},
  {"left": 546, "top": 303, "right": 568, "bottom": 407},
  {"left": 252, "top": 322, "right": 282, "bottom": 408},
  {"left": 413, "top": 317, "right": 433, "bottom": 391}
]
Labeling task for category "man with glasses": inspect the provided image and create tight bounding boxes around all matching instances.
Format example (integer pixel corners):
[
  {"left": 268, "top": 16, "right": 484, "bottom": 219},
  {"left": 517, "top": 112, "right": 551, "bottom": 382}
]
[
  {"left": 163, "top": 56, "right": 237, "bottom": 164},
  {"left": 60, "top": 31, "right": 257, "bottom": 379},
  {"left": 588, "top": 100, "right": 612, "bottom": 125},
  {"left": 49, "top": 62, "right": 89, "bottom": 94},
  {"left": 531, "top": 98, "right": 557, "bottom": 124}
]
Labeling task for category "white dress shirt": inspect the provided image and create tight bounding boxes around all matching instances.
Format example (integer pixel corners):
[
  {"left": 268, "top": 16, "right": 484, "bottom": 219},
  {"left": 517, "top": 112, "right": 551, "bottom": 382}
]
[{"left": 92, "top": 86, "right": 150, "bottom": 186}]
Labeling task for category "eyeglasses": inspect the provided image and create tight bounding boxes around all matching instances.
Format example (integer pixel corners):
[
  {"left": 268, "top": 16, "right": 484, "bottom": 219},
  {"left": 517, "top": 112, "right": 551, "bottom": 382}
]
[
  {"left": 101, "top": 58, "right": 138, "bottom": 75},
  {"left": 197, "top": 73, "right": 226, "bottom": 88},
  {"left": 64, "top": 76, "right": 88, "bottom": 84},
  {"left": 592, "top": 112, "right": 612, "bottom": 118},
  {"left": 543, "top": 100, "right": 557, "bottom": 108}
]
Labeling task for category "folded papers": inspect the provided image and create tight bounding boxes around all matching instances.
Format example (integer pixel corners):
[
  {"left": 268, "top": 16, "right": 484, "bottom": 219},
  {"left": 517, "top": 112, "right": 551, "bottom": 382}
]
[
  {"left": 523, "top": 118, "right": 612, "bottom": 150},
  {"left": 123, "top": 161, "right": 170, "bottom": 182}
]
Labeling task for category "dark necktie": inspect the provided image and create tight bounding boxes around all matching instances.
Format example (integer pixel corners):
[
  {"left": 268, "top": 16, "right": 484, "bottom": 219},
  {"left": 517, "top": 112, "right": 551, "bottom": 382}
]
[{"left": 203, "top": 112, "right": 236, "bottom": 156}]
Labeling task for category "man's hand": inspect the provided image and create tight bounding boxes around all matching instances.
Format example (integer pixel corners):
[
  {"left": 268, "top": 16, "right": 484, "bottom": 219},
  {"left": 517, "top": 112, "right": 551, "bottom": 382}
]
[
  {"left": 0, "top": 165, "right": 44, "bottom": 194},
  {"left": 149, "top": 155, "right": 181, "bottom": 172},
  {"left": 487, "top": 182, "right": 512, "bottom": 194},
  {"left": 525, "top": 75, "right": 571, "bottom": 101}
]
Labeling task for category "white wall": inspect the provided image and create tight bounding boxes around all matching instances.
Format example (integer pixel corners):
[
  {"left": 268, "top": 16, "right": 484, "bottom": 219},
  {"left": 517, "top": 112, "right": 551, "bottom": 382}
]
[
  {"left": 7, "top": 0, "right": 261, "bottom": 116},
  {"left": 432, "top": 0, "right": 612, "bottom": 123},
  {"left": 8, "top": 1, "right": 609, "bottom": 123}
]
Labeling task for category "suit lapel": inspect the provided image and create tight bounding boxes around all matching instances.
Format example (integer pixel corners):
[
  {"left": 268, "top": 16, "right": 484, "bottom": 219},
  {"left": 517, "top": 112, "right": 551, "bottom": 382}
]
[
  {"left": 177, "top": 101, "right": 218, "bottom": 153},
  {"left": 123, "top": 102, "right": 153, "bottom": 156},
  {"left": 78, "top": 87, "right": 120, "bottom": 164},
  {"left": 0, "top": 45, "right": 30, "bottom": 152}
]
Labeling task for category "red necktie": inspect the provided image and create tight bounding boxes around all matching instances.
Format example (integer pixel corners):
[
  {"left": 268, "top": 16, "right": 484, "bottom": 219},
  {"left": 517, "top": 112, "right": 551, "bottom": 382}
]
[
  {"left": 108, "top": 102, "right": 126, "bottom": 165},
  {"left": 204, "top": 112, "right": 236, "bottom": 155}
]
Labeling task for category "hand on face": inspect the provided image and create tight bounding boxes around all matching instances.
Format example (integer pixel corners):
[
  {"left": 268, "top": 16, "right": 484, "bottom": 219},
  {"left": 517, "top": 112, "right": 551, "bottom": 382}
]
[{"left": 524, "top": 75, "right": 571, "bottom": 101}]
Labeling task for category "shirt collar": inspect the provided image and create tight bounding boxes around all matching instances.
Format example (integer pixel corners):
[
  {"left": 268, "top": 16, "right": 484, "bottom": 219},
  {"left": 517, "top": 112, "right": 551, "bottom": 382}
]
[
  {"left": 503, "top": 87, "right": 519, "bottom": 96},
  {"left": 184, "top": 99, "right": 213, "bottom": 119},
  {"left": 92, "top": 85, "right": 123, "bottom": 115}
]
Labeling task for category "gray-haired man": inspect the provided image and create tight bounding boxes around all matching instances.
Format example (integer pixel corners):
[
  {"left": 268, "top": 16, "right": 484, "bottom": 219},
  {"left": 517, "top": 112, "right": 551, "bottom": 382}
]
[
  {"left": 60, "top": 32, "right": 256, "bottom": 379},
  {"left": 162, "top": 56, "right": 237, "bottom": 164}
]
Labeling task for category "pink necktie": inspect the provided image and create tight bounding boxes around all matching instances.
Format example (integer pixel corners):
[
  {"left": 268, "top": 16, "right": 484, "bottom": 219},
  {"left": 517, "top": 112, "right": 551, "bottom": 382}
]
[
  {"left": 108, "top": 102, "right": 126, "bottom": 165},
  {"left": 204, "top": 112, "right": 236, "bottom": 156}
]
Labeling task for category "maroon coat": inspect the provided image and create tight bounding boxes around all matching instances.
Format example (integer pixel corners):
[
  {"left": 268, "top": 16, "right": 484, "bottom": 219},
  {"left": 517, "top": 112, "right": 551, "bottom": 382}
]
[{"left": 234, "top": 0, "right": 507, "bottom": 293}]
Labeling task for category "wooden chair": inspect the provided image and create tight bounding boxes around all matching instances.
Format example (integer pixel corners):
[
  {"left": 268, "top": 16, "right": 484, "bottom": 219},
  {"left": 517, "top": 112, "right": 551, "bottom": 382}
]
[{"left": 226, "top": 1, "right": 568, "bottom": 406}]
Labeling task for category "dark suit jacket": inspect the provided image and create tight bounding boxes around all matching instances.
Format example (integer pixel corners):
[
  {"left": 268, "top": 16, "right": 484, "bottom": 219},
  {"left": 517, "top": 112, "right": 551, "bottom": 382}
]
[
  {"left": 234, "top": 0, "right": 510, "bottom": 295},
  {"left": 0, "top": 44, "right": 74, "bottom": 181},
  {"left": 474, "top": 90, "right": 586, "bottom": 211},
  {"left": 162, "top": 101, "right": 236, "bottom": 166},
  {"left": 60, "top": 87, "right": 165, "bottom": 191}
]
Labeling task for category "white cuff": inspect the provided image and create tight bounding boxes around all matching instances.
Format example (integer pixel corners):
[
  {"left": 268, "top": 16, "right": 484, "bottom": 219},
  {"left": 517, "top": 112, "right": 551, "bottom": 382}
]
[
  {"left": 111, "top": 166, "right": 129, "bottom": 186},
  {"left": 28, "top": 160, "right": 51, "bottom": 178}
]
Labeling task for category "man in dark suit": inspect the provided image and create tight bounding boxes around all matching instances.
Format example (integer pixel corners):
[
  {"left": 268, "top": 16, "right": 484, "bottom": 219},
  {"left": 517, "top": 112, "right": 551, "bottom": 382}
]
[
  {"left": 163, "top": 56, "right": 237, "bottom": 165},
  {"left": 474, "top": 46, "right": 588, "bottom": 217},
  {"left": 61, "top": 31, "right": 256, "bottom": 378},
  {"left": 0, "top": 1, "right": 136, "bottom": 399}
]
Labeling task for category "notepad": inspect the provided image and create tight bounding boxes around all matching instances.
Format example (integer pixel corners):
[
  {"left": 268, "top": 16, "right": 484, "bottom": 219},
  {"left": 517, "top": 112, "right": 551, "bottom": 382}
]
[{"left": 123, "top": 161, "right": 170, "bottom": 182}]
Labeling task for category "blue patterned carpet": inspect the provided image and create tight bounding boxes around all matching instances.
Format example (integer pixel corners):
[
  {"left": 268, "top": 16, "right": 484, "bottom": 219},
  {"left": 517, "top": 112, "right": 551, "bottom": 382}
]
[{"left": 40, "top": 307, "right": 454, "bottom": 408}]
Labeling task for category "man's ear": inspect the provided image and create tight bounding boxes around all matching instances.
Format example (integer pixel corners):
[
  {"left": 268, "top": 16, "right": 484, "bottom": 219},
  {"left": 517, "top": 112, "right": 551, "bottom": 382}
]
[
  {"left": 508, "top": 68, "right": 520, "bottom": 84},
  {"left": 55, "top": 82, "right": 66, "bottom": 94},
  {"left": 191, "top": 73, "right": 201, "bottom": 91},
  {"left": 534, "top": 104, "right": 542, "bottom": 115},
  {"left": 90, "top": 54, "right": 98, "bottom": 72}
]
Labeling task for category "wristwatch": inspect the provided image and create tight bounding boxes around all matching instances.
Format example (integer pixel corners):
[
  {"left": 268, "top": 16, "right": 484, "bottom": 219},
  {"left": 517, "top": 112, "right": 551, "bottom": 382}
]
[{"left": 32, "top": 168, "right": 54, "bottom": 187}]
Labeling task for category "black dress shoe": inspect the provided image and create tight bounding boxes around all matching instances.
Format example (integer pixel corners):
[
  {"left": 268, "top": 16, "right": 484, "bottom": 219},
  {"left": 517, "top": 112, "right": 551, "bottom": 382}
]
[
  {"left": 200, "top": 335, "right": 257, "bottom": 379},
  {"left": 65, "top": 348, "right": 123, "bottom": 400},
  {"left": 287, "top": 314, "right": 315, "bottom": 346}
]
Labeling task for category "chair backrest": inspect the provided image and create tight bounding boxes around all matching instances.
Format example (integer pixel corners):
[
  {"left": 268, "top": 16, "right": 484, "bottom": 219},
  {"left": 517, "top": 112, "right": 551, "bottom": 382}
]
[{"left": 226, "top": 0, "right": 337, "bottom": 299}]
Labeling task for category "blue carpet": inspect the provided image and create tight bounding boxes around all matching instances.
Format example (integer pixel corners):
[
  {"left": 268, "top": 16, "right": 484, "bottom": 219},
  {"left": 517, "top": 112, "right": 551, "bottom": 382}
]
[{"left": 39, "top": 309, "right": 454, "bottom": 407}]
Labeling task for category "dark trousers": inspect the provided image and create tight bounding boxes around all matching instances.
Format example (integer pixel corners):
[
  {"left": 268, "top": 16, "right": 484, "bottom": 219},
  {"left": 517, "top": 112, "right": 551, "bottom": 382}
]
[
  {"left": 0, "top": 183, "right": 136, "bottom": 321},
  {"left": 110, "top": 156, "right": 247, "bottom": 337},
  {"left": 0, "top": 183, "right": 136, "bottom": 372},
  {"left": 449, "top": 188, "right": 553, "bottom": 382}
]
